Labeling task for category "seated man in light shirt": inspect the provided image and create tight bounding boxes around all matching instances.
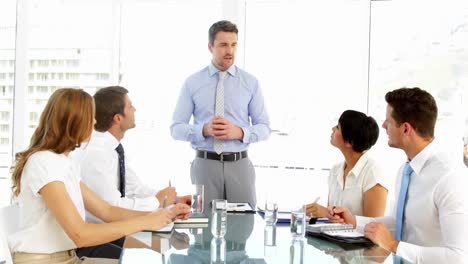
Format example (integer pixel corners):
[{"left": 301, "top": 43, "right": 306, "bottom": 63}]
[
  {"left": 329, "top": 87, "right": 468, "bottom": 264},
  {"left": 77, "top": 86, "right": 191, "bottom": 259}
]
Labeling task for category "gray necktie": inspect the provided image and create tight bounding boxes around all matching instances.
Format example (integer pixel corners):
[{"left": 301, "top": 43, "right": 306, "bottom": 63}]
[{"left": 213, "top": 71, "right": 226, "bottom": 154}]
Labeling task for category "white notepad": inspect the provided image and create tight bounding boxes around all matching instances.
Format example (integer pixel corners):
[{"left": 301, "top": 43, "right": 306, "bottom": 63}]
[
  {"left": 227, "top": 202, "right": 255, "bottom": 212},
  {"left": 307, "top": 223, "right": 364, "bottom": 238}
]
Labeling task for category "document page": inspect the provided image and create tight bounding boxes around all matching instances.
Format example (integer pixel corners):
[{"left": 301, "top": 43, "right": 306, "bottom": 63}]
[{"left": 227, "top": 202, "right": 255, "bottom": 212}]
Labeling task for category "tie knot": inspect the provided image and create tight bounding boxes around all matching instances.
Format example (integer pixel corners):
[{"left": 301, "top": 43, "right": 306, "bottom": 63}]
[
  {"left": 218, "top": 71, "right": 226, "bottom": 79},
  {"left": 115, "top": 143, "right": 124, "bottom": 155},
  {"left": 403, "top": 162, "right": 413, "bottom": 177}
]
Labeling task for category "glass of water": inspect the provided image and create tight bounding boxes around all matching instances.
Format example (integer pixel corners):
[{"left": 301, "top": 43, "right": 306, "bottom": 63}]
[
  {"left": 290, "top": 206, "right": 306, "bottom": 239},
  {"left": 264, "top": 201, "right": 278, "bottom": 225},
  {"left": 191, "top": 184, "right": 204, "bottom": 214},
  {"left": 211, "top": 199, "right": 227, "bottom": 238}
]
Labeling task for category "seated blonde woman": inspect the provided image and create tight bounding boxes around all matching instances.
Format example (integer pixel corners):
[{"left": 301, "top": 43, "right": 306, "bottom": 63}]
[
  {"left": 306, "top": 110, "right": 388, "bottom": 218},
  {"left": 8, "top": 88, "right": 190, "bottom": 264}
]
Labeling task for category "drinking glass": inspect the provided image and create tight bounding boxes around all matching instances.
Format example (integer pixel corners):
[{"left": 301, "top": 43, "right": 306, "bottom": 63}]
[
  {"left": 264, "top": 201, "right": 278, "bottom": 225},
  {"left": 290, "top": 206, "right": 306, "bottom": 239},
  {"left": 211, "top": 199, "right": 227, "bottom": 238},
  {"left": 191, "top": 184, "right": 204, "bottom": 214}
]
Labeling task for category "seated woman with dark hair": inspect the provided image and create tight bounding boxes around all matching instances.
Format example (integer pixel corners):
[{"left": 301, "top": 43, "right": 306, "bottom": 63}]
[{"left": 306, "top": 110, "right": 388, "bottom": 218}]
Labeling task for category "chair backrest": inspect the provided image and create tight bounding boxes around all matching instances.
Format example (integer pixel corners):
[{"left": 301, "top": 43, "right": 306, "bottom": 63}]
[{"left": 0, "top": 204, "right": 19, "bottom": 264}]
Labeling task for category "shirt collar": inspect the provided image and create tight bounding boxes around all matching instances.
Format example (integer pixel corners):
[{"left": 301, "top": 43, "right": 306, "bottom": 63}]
[
  {"left": 335, "top": 151, "right": 370, "bottom": 188},
  {"left": 408, "top": 142, "right": 435, "bottom": 176},
  {"left": 208, "top": 62, "right": 237, "bottom": 77},
  {"left": 347, "top": 151, "right": 370, "bottom": 178},
  {"left": 91, "top": 130, "right": 120, "bottom": 150}
]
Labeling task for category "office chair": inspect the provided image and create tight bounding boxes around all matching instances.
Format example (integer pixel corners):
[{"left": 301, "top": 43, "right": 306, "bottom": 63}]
[{"left": 0, "top": 204, "right": 19, "bottom": 264}]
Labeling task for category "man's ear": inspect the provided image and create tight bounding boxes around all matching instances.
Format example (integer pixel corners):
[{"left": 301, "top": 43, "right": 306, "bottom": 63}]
[
  {"left": 112, "top": 113, "right": 121, "bottom": 125},
  {"left": 208, "top": 43, "right": 213, "bottom": 53},
  {"left": 403, "top": 122, "right": 412, "bottom": 134}
]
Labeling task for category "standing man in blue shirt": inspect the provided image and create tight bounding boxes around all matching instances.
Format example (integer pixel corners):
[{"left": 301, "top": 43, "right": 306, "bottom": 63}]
[{"left": 171, "top": 20, "right": 270, "bottom": 208}]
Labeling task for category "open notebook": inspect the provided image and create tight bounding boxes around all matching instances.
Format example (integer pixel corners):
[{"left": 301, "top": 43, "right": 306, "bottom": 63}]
[{"left": 306, "top": 223, "right": 373, "bottom": 245}]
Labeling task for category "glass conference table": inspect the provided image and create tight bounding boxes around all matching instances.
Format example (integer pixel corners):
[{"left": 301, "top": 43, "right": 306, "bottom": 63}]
[{"left": 120, "top": 213, "right": 413, "bottom": 264}]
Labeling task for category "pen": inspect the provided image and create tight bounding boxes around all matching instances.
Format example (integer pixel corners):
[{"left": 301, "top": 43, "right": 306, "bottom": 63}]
[
  {"left": 169, "top": 180, "right": 172, "bottom": 187},
  {"left": 312, "top": 196, "right": 320, "bottom": 204}
]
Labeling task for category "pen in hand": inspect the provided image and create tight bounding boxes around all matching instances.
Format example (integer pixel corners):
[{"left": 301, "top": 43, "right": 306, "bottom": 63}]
[{"left": 307, "top": 196, "right": 321, "bottom": 218}]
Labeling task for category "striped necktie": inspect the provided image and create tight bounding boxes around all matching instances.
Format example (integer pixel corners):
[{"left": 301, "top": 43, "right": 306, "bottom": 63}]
[{"left": 213, "top": 71, "right": 226, "bottom": 154}]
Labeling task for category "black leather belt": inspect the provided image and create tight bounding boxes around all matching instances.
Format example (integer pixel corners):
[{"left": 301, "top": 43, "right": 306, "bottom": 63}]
[{"left": 196, "top": 150, "right": 248, "bottom": 162}]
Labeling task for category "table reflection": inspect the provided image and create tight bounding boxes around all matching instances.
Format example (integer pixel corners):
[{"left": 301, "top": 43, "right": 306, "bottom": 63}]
[
  {"left": 137, "top": 214, "right": 412, "bottom": 264},
  {"left": 167, "top": 214, "right": 266, "bottom": 264}
]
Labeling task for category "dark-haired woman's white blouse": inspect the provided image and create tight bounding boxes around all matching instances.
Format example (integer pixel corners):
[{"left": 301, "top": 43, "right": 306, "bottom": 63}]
[{"left": 327, "top": 151, "right": 388, "bottom": 215}]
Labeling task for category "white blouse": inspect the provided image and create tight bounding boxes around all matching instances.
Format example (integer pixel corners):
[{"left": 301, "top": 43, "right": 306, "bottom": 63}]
[
  {"left": 8, "top": 151, "right": 85, "bottom": 254},
  {"left": 328, "top": 151, "right": 387, "bottom": 216}
]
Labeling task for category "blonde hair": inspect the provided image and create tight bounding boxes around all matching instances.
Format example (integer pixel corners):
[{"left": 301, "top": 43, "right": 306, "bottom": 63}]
[{"left": 11, "top": 88, "right": 95, "bottom": 196}]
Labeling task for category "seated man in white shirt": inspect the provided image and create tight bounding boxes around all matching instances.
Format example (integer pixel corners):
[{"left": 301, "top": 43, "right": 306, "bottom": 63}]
[
  {"left": 78, "top": 86, "right": 191, "bottom": 259},
  {"left": 329, "top": 87, "right": 468, "bottom": 264}
]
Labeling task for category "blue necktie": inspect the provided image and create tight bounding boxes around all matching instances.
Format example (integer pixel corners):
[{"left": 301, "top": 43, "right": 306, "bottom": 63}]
[
  {"left": 395, "top": 162, "right": 413, "bottom": 241},
  {"left": 115, "top": 143, "right": 126, "bottom": 198}
]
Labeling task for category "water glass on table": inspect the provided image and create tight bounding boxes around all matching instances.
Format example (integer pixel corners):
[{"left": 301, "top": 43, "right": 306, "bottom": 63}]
[
  {"left": 264, "top": 201, "right": 278, "bottom": 225},
  {"left": 290, "top": 206, "right": 306, "bottom": 239},
  {"left": 211, "top": 199, "right": 227, "bottom": 238},
  {"left": 191, "top": 184, "right": 204, "bottom": 214}
]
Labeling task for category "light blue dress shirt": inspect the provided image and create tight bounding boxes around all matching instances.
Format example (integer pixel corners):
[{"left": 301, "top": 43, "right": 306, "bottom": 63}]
[{"left": 171, "top": 63, "right": 270, "bottom": 152}]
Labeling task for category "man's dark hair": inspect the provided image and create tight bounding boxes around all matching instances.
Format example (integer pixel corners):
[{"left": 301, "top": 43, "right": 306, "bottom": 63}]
[
  {"left": 94, "top": 86, "right": 128, "bottom": 132},
  {"left": 385, "top": 87, "right": 438, "bottom": 139},
  {"left": 339, "top": 110, "right": 379, "bottom": 152},
  {"left": 209, "top": 20, "right": 238, "bottom": 45}
]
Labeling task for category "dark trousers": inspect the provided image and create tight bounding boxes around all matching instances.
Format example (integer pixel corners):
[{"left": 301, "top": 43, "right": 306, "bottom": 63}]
[{"left": 75, "top": 237, "right": 125, "bottom": 259}]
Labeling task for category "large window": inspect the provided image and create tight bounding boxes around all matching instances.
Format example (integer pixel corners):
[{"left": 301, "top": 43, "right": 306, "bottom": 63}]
[
  {"left": 0, "top": 0, "right": 16, "bottom": 206},
  {"left": 245, "top": 0, "right": 371, "bottom": 207},
  {"left": 368, "top": 0, "right": 468, "bottom": 201},
  {"left": 17, "top": 0, "right": 117, "bottom": 150}
]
